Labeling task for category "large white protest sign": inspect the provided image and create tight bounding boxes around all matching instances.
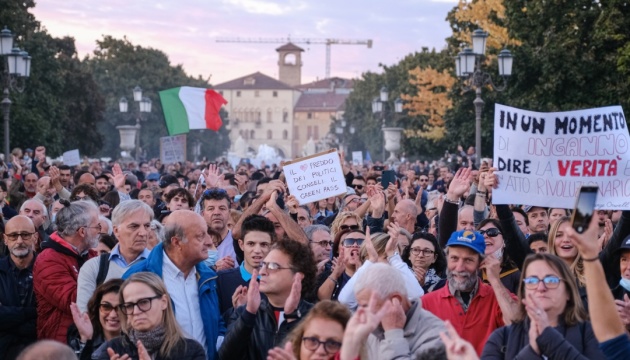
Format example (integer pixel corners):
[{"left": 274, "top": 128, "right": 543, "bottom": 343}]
[
  {"left": 493, "top": 104, "right": 630, "bottom": 210},
  {"left": 160, "top": 135, "right": 187, "bottom": 164},
  {"left": 62, "top": 149, "right": 81, "bottom": 166},
  {"left": 283, "top": 149, "right": 346, "bottom": 205}
]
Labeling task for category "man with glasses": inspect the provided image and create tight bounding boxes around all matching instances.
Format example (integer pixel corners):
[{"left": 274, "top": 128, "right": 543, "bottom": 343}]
[
  {"left": 305, "top": 225, "right": 333, "bottom": 272},
  {"left": 217, "top": 215, "right": 275, "bottom": 317},
  {"left": 33, "top": 201, "right": 99, "bottom": 342},
  {"left": 351, "top": 176, "right": 366, "bottom": 196},
  {"left": 0, "top": 215, "right": 38, "bottom": 357},
  {"left": 124, "top": 210, "right": 225, "bottom": 360},
  {"left": 421, "top": 230, "right": 518, "bottom": 355},
  {"left": 76, "top": 200, "right": 153, "bottom": 312},
  {"left": 220, "top": 240, "right": 316, "bottom": 360}
]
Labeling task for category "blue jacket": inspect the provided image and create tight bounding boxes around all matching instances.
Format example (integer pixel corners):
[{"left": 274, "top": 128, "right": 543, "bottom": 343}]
[{"left": 123, "top": 243, "right": 225, "bottom": 360}]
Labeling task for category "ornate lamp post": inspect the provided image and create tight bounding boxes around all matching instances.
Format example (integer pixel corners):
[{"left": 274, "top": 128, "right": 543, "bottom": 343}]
[
  {"left": 118, "top": 86, "right": 152, "bottom": 161},
  {"left": 454, "top": 29, "right": 514, "bottom": 168},
  {"left": 335, "top": 117, "right": 355, "bottom": 155},
  {"left": 372, "top": 87, "right": 403, "bottom": 163},
  {"left": 1, "top": 26, "right": 32, "bottom": 157}
]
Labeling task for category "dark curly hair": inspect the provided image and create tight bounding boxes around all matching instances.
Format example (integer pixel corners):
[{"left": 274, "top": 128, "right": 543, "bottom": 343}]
[
  {"left": 402, "top": 232, "right": 447, "bottom": 277},
  {"left": 272, "top": 239, "right": 317, "bottom": 298},
  {"left": 87, "top": 278, "right": 124, "bottom": 340},
  {"left": 70, "top": 184, "right": 100, "bottom": 202},
  {"left": 164, "top": 187, "right": 195, "bottom": 208}
]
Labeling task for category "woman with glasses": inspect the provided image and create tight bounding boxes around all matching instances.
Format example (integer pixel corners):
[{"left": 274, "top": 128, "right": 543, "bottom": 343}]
[
  {"left": 95, "top": 272, "right": 205, "bottom": 360},
  {"left": 477, "top": 219, "right": 522, "bottom": 294},
  {"left": 481, "top": 253, "right": 605, "bottom": 359},
  {"left": 329, "top": 212, "right": 363, "bottom": 239},
  {"left": 69, "top": 279, "right": 123, "bottom": 360},
  {"left": 318, "top": 228, "right": 364, "bottom": 301},
  {"left": 267, "top": 300, "right": 351, "bottom": 360},
  {"left": 70, "top": 184, "right": 100, "bottom": 203},
  {"left": 402, "top": 232, "right": 446, "bottom": 293}
]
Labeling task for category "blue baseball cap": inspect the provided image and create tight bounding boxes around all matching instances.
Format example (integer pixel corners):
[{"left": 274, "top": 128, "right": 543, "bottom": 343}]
[
  {"left": 446, "top": 230, "right": 486, "bottom": 255},
  {"left": 146, "top": 173, "right": 160, "bottom": 181}
]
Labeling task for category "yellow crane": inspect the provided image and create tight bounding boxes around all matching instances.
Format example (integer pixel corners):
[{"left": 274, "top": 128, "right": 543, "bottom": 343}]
[{"left": 216, "top": 37, "right": 373, "bottom": 79}]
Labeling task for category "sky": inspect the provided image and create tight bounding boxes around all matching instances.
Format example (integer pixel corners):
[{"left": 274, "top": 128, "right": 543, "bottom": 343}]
[{"left": 31, "top": 0, "right": 458, "bottom": 85}]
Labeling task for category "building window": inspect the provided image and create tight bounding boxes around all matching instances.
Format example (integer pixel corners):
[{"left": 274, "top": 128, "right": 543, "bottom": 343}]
[
  {"left": 283, "top": 109, "right": 288, "bottom": 123},
  {"left": 307, "top": 126, "right": 313, "bottom": 139},
  {"left": 307, "top": 112, "right": 312, "bottom": 119},
  {"left": 267, "top": 130, "right": 272, "bottom": 139},
  {"left": 273, "top": 91, "right": 278, "bottom": 97},
  {"left": 236, "top": 91, "right": 241, "bottom": 97},
  {"left": 244, "top": 77, "right": 255, "bottom": 85},
  {"left": 283, "top": 130, "right": 288, "bottom": 140},
  {"left": 255, "top": 90, "right": 260, "bottom": 97},
  {"left": 267, "top": 109, "right": 273, "bottom": 123}
]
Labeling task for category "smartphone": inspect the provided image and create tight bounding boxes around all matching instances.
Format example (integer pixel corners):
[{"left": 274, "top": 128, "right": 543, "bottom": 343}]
[
  {"left": 381, "top": 170, "right": 397, "bottom": 188},
  {"left": 571, "top": 186, "right": 599, "bottom": 234}
]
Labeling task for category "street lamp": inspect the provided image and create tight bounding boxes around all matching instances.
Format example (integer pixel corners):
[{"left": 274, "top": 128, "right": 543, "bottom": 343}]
[
  {"left": 371, "top": 86, "right": 403, "bottom": 163},
  {"left": 1, "top": 27, "right": 32, "bottom": 158},
  {"left": 119, "top": 86, "right": 152, "bottom": 161},
  {"left": 454, "top": 29, "right": 513, "bottom": 168}
]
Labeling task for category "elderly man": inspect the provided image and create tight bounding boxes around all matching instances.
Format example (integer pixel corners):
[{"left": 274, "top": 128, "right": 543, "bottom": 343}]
[
  {"left": 0, "top": 216, "right": 38, "bottom": 357},
  {"left": 19, "top": 199, "right": 50, "bottom": 251},
  {"left": 390, "top": 199, "right": 418, "bottom": 234},
  {"left": 343, "top": 263, "right": 446, "bottom": 359},
  {"left": 33, "top": 201, "right": 99, "bottom": 342},
  {"left": 123, "top": 210, "right": 225, "bottom": 360},
  {"left": 76, "top": 200, "right": 153, "bottom": 311}
]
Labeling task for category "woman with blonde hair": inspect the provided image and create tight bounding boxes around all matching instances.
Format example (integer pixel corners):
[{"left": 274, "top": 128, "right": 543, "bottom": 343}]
[
  {"left": 330, "top": 211, "right": 363, "bottom": 239},
  {"left": 548, "top": 216, "right": 586, "bottom": 287},
  {"left": 96, "top": 272, "right": 205, "bottom": 360}
]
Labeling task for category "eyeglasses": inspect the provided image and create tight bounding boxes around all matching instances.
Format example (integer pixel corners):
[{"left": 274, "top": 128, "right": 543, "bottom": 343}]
[
  {"left": 523, "top": 275, "right": 563, "bottom": 290},
  {"left": 343, "top": 238, "right": 364, "bottom": 247},
  {"left": 478, "top": 228, "right": 502, "bottom": 237},
  {"left": 339, "top": 224, "right": 360, "bottom": 231},
  {"left": 99, "top": 302, "right": 119, "bottom": 314},
  {"left": 71, "top": 195, "right": 89, "bottom": 201},
  {"left": 259, "top": 261, "right": 293, "bottom": 272},
  {"left": 119, "top": 295, "right": 162, "bottom": 315},
  {"left": 410, "top": 247, "right": 435, "bottom": 256},
  {"left": 84, "top": 223, "right": 103, "bottom": 232},
  {"left": 302, "top": 337, "right": 342, "bottom": 354},
  {"left": 352, "top": 184, "right": 364, "bottom": 190},
  {"left": 5, "top": 232, "right": 35, "bottom": 241},
  {"left": 419, "top": 178, "right": 428, "bottom": 182},
  {"left": 310, "top": 240, "right": 333, "bottom": 248}
]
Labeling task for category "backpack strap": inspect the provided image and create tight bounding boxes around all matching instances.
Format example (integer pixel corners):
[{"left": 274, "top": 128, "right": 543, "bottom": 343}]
[{"left": 95, "top": 253, "right": 110, "bottom": 287}]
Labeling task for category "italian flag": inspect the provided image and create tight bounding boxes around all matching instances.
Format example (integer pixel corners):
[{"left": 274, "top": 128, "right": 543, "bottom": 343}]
[{"left": 159, "top": 87, "right": 227, "bottom": 135}]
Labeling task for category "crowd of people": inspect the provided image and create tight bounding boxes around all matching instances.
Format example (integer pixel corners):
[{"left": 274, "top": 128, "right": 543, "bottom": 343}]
[{"left": 0, "top": 144, "right": 629, "bottom": 360}]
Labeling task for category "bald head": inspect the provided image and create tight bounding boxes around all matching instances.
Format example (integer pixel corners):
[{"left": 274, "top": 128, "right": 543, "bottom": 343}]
[
  {"left": 392, "top": 199, "right": 418, "bottom": 231},
  {"left": 4, "top": 215, "right": 36, "bottom": 260},
  {"left": 78, "top": 173, "right": 95, "bottom": 186},
  {"left": 399, "top": 199, "right": 418, "bottom": 218},
  {"left": 17, "top": 340, "right": 77, "bottom": 360},
  {"left": 6, "top": 215, "right": 36, "bottom": 233}
]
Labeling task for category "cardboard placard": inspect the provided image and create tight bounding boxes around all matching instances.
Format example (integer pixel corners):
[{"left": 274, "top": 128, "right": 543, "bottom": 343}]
[
  {"left": 62, "top": 149, "right": 81, "bottom": 166},
  {"left": 160, "top": 135, "right": 187, "bottom": 164},
  {"left": 283, "top": 149, "right": 346, "bottom": 205}
]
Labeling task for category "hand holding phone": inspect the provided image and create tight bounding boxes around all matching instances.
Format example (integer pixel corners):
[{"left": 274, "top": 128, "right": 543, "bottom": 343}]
[{"left": 571, "top": 186, "right": 599, "bottom": 234}]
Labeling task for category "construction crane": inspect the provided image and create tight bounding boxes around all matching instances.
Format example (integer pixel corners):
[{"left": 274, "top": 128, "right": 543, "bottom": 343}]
[{"left": 216, "top": 37, "right": 373, "bottom": 79}]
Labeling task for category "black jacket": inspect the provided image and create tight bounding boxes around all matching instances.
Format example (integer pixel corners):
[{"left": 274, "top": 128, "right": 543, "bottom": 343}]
[
  {"left": 0, "top": 255, "right": 37, "bottom": 360},
  {"left": 481, "top": 320, "right": 605, "bottom": 359},
  {"left": 219, "top": 299, "right": 313, "bottom": 360},
  {"left": 94, "top": 334, "right": 205, "bottom": 360}
]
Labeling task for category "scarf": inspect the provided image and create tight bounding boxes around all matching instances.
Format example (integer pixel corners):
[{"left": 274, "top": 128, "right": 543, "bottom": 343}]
[{"left": 128, "top": 325, "right": 166, "bottom": 355}]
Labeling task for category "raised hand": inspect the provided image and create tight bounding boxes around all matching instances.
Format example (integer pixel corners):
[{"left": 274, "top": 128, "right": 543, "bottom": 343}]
[
  {"left": 70, "top": 302, "right": 93, "bottom": 342},
  {"left": 286, "top": 195, "right": 299, "bottom": 214},
  {"left": 380, "top": 297, "right": 406, "bottom": 331},
  {"left": 439, "top": 320, "right": 480, "bottom": 360},
  {"left": 283, "top": 273, "right": 304, "bottom": 316},
  {"left": 137, "top": 340, "right": 151, "bottom": 360},
  {"left": 267, "top": 342, "right": 297, "bottom": 360},
  {"left": 598, "top": 218, "right": 613, "bottom": 251},
  {"left": 447, "top": 167, "right": 472, "bottom": 199},
  {"left": 245, "top": 268, "right": 261, "bottom": 314},
  {"left": 232, "top": 285, "right": 248, "bottom": 309},
  {"left": 385, "top": 223, "right": 400, "bottom": 258},
  {"left": 363, "top": 226, "right": 378, "bottom": 263},
  {"left": 215, "top": 256, "right": 235, "bottom": 271},
  {"left": 331, "top": 251, "right": 346, "bottom": 278},
  {"left": 340, "top": 292, "right": 392, "bottom": 360},
  {"left": 413, "top": 266, "right": 427, "bottom": 286},
  {"left": 483, "top": 167, "right": 499, "bottom": 193},
  {"left": 206, "top": 163, "right": 221, "bottom": 188},
  {"left": 112, "top": 163, "right": 126, "bottom": 192},
  {"left": 480, "top": 254, "right": 502, "bottom": 283},
  {"left": 107, "top": 347, "right": 131, "bottom": 360}
]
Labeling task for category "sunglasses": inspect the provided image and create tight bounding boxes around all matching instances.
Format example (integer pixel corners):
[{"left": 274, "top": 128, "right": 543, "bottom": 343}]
[
  {"left": 343, "top": 237, "right": 364, "bottom": 247},
  {"left": 478, "top": 228, "right": 502, "bottom": 237},
  {"left": 340, "top": 224, "right": 360, "bottom": 231},
  {"left": 523, "top": 275, "right": 563, "bottom": 290},
  {"left": 353, "top": 184, "right": 364, "bottom": 189}
]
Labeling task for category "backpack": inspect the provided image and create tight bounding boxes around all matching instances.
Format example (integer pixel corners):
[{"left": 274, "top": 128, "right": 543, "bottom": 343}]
[{"left": 95, "top": 253, "right": 110, "bottom": 287}]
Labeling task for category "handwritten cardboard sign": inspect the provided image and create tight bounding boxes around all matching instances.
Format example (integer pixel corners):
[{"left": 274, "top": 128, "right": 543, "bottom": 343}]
[
  {"left": 62, "top": 149, "right": 81, "bottom": 166},
  {"left": 493, "top": 104, "right": 630, "bottom": 210},
  {"left": 160, "top": 135, "right": 187, "bottom": 164},
  {"left": 283, "top": 149, "right": 346, "bottom": 205}
]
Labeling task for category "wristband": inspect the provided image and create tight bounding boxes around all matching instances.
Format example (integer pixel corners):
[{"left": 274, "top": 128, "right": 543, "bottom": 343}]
[
  {"left": 444, "top": 197, "right": 460, "bottom": 205},
  {"left": 582, "top": 255, "right": 599, "bottom": 262},
  {"left": 328, "top": 276, "right": 338, "bottom": 285},
  {"left": 476, "top": 191, "right": 487, "bottom": 195}
]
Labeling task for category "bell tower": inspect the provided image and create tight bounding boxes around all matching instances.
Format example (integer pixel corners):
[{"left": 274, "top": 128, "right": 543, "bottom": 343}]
[{"left": 276, "top": 42, "right": 304, "bottom": 87}]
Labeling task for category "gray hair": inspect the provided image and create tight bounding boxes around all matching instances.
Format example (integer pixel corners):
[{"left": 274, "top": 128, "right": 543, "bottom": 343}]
[
  {"left": 20, "top": 199, "right": 48, "bottom": 218},
  {"left": 299, "top": 205, "right": 312, "bottom": 220},
  {"left": 353, "top": 262, "right": 407, "bottom": 299},
  {"left": 304, "top": 224, "right": 330, "bottom": 241},
  {"left": 99, "top": 215, "right": 113, "bottom": 235},
  {"left": 150, "top": 220, "right": 165, "bottom": 244},
  {"left": 56, "top": 201, "right": 98, "bottom": 237},
  {"left": 111, "top": 200, "right": 154, "bottom": 227},
  {"left": 163, "top": 221, "right": 186, "bottom": 251}
]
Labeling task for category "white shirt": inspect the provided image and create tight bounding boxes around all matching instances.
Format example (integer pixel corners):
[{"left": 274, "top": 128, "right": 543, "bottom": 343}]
[
  {"left": 162, "top": 251, "right": 207, "bottom": 352},
  {"left": 217, "top": 230, "right": 238, "bottom": 268}
]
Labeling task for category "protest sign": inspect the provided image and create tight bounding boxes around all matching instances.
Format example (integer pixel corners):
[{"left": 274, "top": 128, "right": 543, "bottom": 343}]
[
  {"left": 283, "top": 149, "right": 346, "bottom": 205},
  {"left": 160, "top": 135, "right": 187, "bottom": 164},
  {"left": 62, "top": 149, "right": 81, "bottom": 166},
  {"left": 493, "top": 104, "right": 630, "bottom": 210},
  {"left": 352, "top": 151, "right": 363, "bottom": 166}
]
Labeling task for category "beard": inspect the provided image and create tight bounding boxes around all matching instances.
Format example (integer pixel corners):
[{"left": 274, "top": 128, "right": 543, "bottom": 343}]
[
  {"left": 87, "top": 233, "right": 101, "bottom": 250},
  {"left": 10, "top": 245, "right": 31, "bottom": 258},
  {"left": 446, "top": 269, "right": 477, "bottom": 291}
]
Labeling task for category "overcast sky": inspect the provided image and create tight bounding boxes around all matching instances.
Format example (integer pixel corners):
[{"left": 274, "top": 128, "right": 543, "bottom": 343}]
[{"left": 32, "top": 0, "right": 458, "bottom": 85}]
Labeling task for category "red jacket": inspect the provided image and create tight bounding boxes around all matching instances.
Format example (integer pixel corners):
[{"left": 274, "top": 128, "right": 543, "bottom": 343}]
[
  {"left": 33, "top": 232, "right": 96, "bottom": 342},
  {"left": 421, "top": 279, "right": 509, "bottom": 355}
]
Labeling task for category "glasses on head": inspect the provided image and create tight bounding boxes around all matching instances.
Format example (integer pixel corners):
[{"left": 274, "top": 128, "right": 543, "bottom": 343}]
[
  {"left": 5, "top": 232, "right": 35, "bottom": 241},
  {"left": 479, "top": 228, "right": 502, "bottom": 237},
  {"left": 352, "top": 184, "right": 364, "bottom": 190},
  {"left": 259, "top": 261, "right": 293, "bottom": 272},
  {"left": 302, "top": 337, "right": 342, "bottom": 354},
  {"left": 339, "top": 224, "right": 360, "bottom": 231},
  {"left": 119, "top": 295, "right": 162, "bottom": 315},
  {"left": 343, "top": 237, "right": 364, "bottom": 247},
  {"left": 523, "top": 275, "right": 563, "bottom": 290},
  {"left": 310, "top": 240, "right": 333, "bottom": 248},
  {"left": 410, "top": 247, "right": 435, "bottom": 256},
  {"left": 99, "top": 302, "right": 119, "bottom": 314}
]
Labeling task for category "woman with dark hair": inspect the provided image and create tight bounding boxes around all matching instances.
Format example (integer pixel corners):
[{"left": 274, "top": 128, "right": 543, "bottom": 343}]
[
  {"left": 318, "top": 228, "right": 363, "bottom": 301},
  {"left": 95, "top": 234, "right": 118, "bottom": 255},
  {"left": 478, "top": 218, "right": 522, "bottom": 294},
  {"left": 402, "top": 232, "right": 446, "bottom": 293},
  {"left": 481, "top": 253, "right": 605, "bottom": 359},
  {"left": 70, "top": 184, "right": 100, "bottom": 203},
  {"left": 69, "top": 279, "right": 123, "bottom": 360}
]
